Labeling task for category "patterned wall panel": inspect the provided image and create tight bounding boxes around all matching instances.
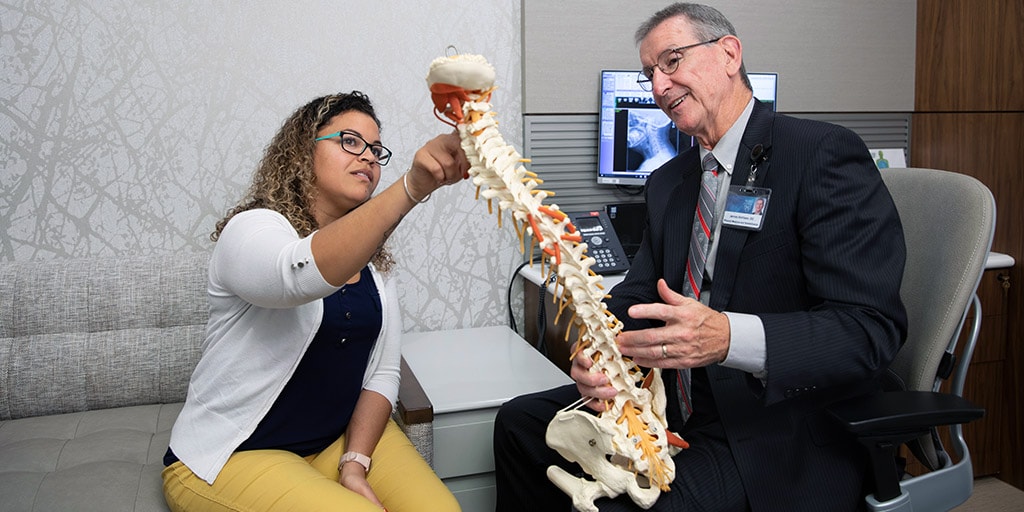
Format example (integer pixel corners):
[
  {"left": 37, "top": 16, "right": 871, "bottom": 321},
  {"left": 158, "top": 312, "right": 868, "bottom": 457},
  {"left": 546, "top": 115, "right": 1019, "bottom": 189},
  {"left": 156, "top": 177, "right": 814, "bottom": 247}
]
[{"left": 1, "top": 0, "right": 525, "bottom": 332}]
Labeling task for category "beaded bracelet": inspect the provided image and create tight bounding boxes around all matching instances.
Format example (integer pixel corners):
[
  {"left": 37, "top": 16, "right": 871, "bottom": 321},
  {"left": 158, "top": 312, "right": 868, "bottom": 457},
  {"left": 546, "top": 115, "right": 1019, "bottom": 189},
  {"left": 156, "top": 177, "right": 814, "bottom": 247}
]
[{"left": 403, "top": 173, "right": 431, "bottom": 204}]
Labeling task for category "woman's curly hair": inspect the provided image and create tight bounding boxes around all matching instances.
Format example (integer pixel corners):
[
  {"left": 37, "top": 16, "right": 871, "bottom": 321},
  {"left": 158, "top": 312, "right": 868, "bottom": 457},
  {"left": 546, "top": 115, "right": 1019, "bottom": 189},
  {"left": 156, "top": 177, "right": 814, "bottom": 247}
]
[{"left": 211, "top": 91, "right": 395, "bottom": 273}]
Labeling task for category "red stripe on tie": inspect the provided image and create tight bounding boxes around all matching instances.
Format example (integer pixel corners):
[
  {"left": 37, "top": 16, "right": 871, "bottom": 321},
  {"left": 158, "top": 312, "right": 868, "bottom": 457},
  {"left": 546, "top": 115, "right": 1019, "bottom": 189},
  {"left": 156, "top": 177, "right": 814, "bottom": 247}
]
[
  {"left": 697, "top": 209, "right": 711, "bottom": 237},
  {"left": 677, "top": 371, "right": 693, "bottom": 414},
  {"left": 686, "top": 262, "right": 701, "bottom": 299}
]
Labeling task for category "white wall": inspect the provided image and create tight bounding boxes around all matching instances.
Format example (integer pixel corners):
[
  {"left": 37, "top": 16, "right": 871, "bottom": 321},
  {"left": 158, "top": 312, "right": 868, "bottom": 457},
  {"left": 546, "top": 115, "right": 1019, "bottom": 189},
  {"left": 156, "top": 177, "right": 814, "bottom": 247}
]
[
  {"left": 523, "top": 0, "right": 917, "bottom": 113},
  {"left": 1, "top": 0, "right": 524, "bottom": 332}
]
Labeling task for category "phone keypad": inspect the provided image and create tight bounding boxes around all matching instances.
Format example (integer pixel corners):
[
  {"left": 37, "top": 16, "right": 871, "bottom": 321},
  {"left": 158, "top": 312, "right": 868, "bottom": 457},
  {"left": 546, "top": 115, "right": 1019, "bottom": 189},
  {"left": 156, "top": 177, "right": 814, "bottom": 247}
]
[{"left": 591, "top": 247, "right": 622, "bottom": 269}]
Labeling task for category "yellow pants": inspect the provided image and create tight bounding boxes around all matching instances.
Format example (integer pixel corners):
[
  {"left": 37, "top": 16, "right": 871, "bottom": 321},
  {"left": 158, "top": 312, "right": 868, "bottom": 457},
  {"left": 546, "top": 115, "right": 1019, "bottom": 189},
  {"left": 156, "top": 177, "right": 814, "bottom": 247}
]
[{"left": 162, "top": 419, "right": 460, "bottom": 512}]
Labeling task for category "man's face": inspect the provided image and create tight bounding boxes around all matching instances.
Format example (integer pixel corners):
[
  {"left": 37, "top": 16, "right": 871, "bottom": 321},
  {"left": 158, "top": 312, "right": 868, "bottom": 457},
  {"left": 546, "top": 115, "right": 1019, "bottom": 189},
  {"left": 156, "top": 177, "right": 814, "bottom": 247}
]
[{"left": 638, "top": 17, "right": 730, "bottom": 145}]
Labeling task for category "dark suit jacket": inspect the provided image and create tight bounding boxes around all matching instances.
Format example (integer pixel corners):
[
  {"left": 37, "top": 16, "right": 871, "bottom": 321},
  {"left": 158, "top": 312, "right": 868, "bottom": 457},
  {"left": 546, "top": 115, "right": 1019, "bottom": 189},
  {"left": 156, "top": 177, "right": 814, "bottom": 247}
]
[{"left": 606, "top": 101, "right": 908, "bottom": 512}]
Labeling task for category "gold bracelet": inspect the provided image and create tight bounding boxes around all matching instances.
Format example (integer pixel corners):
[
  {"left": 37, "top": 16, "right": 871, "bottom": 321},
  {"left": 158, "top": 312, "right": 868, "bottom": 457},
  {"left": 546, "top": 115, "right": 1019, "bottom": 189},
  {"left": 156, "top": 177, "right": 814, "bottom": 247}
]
[{"left": 403, "top": 173, "right": 431, "bottom": 204}]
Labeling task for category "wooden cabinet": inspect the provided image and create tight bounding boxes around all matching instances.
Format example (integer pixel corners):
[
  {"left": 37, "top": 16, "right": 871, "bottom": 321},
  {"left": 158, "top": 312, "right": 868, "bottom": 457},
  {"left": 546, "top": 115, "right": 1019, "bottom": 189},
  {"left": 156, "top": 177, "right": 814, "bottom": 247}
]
[
  {"left": 964, "top": 269, "right": 1013, "bottom": 478},
  {"left": 905, "top": 268, "right": 1015, "bottom": 478},
  {"left": 914, "top": 0, "right": 1023, "bottom": 489},
  {"left": 915, "top": 0, "right": 1024, "bottom": 112}
]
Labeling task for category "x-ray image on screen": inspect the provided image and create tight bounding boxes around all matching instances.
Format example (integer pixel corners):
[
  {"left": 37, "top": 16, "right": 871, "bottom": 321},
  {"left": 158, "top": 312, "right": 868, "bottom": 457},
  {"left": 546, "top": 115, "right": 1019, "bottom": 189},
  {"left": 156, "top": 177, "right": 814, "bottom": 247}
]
[
  {"left": 626, "top": 108, "right": 682, "bottom": 172},
  {"left": 598, "top": 70, "right": 777, "bottom": 186}
]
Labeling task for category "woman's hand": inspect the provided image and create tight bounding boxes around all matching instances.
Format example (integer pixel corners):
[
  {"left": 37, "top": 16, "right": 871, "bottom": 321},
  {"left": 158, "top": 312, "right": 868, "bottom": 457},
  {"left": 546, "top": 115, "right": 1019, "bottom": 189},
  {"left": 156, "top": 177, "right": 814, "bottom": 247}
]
[
  {"left": 338, "top": 462, "right": 385, "bottom": 509},
  {"left": 404, "top": 131, "right": 470, "bottom": 200}
]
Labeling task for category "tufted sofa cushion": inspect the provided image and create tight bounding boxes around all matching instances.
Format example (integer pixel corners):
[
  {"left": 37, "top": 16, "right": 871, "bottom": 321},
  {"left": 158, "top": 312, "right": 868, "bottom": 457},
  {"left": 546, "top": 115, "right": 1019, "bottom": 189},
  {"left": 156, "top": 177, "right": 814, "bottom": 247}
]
[{"left": 0, "top": 403, "right": 182, "bottom": 512}]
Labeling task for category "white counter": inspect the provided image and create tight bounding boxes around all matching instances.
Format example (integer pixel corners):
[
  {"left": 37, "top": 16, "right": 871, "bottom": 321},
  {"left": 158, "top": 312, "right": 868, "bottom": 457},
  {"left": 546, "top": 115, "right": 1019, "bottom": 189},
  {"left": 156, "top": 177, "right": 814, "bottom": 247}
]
[
  {"left": 401, "top": 326, "right": 571, "bottom": 512},
  {"left": 518, "top": 264, "right": 626, "bottom": 293},
  {"left": 986, "top": 252, "right": 1014, "bottom": 270},
  {"left": 402, "top": 325, "right": 571, "bottom": 414}
]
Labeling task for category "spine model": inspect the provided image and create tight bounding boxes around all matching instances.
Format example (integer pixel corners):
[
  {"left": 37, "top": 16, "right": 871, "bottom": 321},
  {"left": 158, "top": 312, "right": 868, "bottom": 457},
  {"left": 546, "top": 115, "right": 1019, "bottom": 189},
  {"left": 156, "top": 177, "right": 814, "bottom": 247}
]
[{"left": 426, "top": 52, "right": 687, "bottom": 512}]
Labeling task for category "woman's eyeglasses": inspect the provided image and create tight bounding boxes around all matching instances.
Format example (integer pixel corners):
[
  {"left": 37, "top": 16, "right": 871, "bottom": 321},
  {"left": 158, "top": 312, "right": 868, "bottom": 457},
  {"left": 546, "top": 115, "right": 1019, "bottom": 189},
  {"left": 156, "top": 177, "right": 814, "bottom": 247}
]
[{"left": 315, "top": 131, "right": 392, "bottom": 166}]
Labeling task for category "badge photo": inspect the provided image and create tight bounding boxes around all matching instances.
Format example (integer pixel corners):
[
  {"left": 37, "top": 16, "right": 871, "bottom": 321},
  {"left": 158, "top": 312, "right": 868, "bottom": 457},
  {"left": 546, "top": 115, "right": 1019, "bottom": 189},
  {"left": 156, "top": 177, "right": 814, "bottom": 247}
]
[{"left": 723, "top": 186, "right": 771, "bottom": 231}]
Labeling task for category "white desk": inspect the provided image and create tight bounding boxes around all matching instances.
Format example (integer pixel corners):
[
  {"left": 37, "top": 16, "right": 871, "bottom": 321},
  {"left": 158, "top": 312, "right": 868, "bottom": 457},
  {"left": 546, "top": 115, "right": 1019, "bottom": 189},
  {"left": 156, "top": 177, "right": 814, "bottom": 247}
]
[
  {"left": 401, "top": 326, "right": 572, "bottom": 512},
  {"left": 986, "top": 252, "right": 1014, "bottom": 270},
  {"left": 519, "top": 264, "right": 626, "bottom": 292}
]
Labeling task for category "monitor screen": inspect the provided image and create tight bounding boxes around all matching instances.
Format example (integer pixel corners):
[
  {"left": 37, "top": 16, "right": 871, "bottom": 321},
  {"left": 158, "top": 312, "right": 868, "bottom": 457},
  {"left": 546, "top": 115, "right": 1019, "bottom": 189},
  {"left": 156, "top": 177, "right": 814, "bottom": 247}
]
[
  {"left": 748, "top": 72, "right": 778, "bottom": 111},
  {"left": 597, "top": 70, "right": 778, "bottom": 186}
]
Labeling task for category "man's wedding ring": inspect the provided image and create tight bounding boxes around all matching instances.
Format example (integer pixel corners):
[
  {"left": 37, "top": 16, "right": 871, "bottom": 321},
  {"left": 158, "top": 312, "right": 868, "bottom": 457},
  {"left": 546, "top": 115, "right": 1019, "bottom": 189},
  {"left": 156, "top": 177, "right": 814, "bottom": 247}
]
[{"left": 661, "top": 344, "right": 668, "bottom": 358}]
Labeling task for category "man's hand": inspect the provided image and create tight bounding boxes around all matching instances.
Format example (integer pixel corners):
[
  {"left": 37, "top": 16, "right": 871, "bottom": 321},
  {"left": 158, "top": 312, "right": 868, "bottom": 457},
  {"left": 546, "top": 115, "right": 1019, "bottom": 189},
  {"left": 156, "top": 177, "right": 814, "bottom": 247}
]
[
  {"left": 616, "top": 279, "right": 731, "bottom": 369},
  {"left": 569, "top": 346, "right": 619, "bottom": 413}
]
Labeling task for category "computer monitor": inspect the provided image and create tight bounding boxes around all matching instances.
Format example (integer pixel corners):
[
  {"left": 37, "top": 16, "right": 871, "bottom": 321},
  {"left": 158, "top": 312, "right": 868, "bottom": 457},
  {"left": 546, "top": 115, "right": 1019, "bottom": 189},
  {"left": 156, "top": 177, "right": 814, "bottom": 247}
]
[
  {"left": 748, "top": 72, "right": 778, "bottom": 111},
  {"left": 597, "top": 70, "right": 778, "bottom": 186}
]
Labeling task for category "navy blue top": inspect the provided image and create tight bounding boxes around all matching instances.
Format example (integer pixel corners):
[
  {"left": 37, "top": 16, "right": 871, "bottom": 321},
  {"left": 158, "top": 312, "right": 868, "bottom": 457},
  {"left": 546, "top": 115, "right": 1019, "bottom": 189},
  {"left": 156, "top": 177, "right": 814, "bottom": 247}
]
[{"left": 164, "top": 265, "right": 382, "bottom": 466}]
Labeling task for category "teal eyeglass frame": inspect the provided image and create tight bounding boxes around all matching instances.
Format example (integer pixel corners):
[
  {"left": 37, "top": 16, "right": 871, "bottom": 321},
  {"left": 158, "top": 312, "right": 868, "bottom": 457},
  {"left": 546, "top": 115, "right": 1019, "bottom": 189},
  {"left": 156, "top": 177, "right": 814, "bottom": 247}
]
[{"left": 315, "top": 130, "right": 392, "bottom": 166}]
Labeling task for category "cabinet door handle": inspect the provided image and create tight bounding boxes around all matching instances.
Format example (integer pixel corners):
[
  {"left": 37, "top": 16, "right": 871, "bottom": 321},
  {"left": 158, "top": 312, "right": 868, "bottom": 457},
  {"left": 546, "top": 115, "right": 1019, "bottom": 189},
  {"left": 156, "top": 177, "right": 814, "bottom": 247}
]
[{"left": 997, "top": 272, "right": 1011, "bottom": 292}]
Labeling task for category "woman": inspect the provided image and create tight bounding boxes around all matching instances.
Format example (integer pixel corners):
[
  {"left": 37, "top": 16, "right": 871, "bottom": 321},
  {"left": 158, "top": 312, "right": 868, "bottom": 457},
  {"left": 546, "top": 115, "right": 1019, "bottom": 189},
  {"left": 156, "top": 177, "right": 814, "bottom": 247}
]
[{"left": 162, "top": 91, "right": 468, "bottom": 511}]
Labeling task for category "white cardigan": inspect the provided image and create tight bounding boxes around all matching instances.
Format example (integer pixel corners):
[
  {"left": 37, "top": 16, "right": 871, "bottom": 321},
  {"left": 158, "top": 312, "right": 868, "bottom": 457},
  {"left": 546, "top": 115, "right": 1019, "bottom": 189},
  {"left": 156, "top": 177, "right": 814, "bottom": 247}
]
[{"left": 168, "top": 209, "right": 403, "bottom": 484}]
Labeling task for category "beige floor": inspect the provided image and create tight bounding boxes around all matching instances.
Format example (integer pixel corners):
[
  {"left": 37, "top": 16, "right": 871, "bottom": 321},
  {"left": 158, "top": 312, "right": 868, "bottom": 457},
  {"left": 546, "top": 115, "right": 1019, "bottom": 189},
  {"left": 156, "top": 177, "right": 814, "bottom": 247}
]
[{"left": 953, "top": 477, "right": 1024, "bottom": 511}]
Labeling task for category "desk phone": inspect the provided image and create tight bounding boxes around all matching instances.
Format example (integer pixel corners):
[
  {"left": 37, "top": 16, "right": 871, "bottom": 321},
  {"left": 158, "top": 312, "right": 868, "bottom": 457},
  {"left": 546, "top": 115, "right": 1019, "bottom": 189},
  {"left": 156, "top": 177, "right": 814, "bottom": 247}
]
[{"left": 566, "top": 210, "right": 630, "bottom": 275}]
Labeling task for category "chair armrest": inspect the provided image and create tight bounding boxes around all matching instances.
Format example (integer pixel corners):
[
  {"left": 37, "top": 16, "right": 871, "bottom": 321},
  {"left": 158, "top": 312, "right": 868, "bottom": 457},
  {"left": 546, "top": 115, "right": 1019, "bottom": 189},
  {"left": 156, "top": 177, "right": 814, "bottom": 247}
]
[
  {"left": 397, "top": 356, "right": 433, "bottom": 425},
  {"left": 827, "top": 390, "right": 984, "bottom": 438},
  {"left": 827, "top": 390, "right": 984, "bottom": 504}
]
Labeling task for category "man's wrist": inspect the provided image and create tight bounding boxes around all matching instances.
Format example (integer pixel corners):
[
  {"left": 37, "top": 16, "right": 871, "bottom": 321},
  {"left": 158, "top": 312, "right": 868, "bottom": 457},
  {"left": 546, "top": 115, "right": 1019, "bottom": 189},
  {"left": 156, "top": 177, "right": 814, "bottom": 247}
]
[{"left": 720, "top": 311, "right": 766, "bottom": 374}]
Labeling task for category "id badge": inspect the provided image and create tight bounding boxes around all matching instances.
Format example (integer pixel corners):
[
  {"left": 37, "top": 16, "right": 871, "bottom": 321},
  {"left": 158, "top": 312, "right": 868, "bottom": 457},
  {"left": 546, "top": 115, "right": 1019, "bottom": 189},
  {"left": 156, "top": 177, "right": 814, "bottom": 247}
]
[{"left": 723, "top": 186, "right": 771, "bottom": 231}]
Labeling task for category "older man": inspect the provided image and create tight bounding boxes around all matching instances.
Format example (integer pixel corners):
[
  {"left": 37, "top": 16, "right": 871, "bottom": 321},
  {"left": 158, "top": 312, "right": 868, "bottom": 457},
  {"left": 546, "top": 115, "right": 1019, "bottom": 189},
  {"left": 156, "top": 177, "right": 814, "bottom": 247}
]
[{"left": 493, "top": 3, "right": 907, "bottom": 511}]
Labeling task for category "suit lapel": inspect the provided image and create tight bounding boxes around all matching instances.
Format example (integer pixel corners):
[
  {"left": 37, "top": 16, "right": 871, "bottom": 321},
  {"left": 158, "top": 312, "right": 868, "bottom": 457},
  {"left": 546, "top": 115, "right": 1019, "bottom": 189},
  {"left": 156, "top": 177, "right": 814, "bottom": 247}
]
[
  {"left": 668, "top": 150, "right": 702, "bottom": 291},
  {"left": 709, "top": 103, "right": 775, "bottom": 310}
]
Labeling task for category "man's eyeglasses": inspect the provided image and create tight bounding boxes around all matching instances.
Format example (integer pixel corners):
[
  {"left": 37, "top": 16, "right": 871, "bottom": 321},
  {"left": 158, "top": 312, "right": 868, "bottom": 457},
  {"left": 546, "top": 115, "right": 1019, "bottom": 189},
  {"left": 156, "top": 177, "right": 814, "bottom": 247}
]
[
  {"left": 636, "top": 37, "right": 721, "bottom": 91},
  {"left": 315, "top": 131, "right": 392, "bottom": 166}
]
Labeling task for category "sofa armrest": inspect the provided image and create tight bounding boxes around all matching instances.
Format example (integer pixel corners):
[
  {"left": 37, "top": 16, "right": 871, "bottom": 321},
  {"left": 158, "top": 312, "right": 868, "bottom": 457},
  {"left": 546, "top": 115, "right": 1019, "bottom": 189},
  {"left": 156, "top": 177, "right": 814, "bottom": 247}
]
[
  {"left": 397, "top": 356, "right": 433, "bottom": 424},
  {"left": 394, "top": 356, "right": 434, "bottom": 466}
]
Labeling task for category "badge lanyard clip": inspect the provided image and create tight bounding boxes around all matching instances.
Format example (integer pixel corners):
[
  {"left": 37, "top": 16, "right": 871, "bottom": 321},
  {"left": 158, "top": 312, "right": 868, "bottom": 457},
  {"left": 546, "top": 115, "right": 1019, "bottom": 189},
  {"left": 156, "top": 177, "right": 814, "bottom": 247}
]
[{"left": 745, "top": 143, "right": 767, "bottom": 191}]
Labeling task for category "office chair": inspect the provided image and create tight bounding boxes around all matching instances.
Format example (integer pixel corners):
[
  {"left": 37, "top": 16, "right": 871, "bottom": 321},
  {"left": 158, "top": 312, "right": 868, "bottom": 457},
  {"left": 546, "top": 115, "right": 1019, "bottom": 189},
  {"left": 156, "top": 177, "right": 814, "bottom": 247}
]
[{"left": 827, "top": 167, "right": 996, "bottom": 511}]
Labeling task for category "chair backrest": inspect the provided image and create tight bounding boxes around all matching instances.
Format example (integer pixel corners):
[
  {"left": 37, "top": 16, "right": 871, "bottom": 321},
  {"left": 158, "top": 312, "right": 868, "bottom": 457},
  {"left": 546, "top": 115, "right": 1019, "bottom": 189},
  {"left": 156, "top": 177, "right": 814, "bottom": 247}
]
[{"left": 881, "top": 168, "right": 995, "bottom": 394}]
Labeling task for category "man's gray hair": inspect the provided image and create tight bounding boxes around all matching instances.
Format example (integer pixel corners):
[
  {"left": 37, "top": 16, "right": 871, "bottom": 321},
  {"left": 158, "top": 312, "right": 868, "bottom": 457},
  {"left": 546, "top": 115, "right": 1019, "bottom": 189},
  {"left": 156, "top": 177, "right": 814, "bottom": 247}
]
[
  {"left": 635, "top": 3, "right": 736, "bottom": 44},
  {"left": 635, "top": 3, "right": 750, "bottom": 90}
]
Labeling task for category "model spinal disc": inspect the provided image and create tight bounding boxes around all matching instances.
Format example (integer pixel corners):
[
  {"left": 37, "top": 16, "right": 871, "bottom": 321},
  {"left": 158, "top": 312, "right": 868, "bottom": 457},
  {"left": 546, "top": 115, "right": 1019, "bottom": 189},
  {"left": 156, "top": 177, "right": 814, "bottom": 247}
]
[{"left": 426, "top": 51, "right": 688, "bottom": 512}]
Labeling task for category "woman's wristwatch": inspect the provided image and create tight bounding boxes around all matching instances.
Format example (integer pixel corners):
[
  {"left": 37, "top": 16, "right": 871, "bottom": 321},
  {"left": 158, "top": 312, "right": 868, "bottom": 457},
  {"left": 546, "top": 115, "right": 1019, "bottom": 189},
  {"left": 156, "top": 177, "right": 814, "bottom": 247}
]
[{"left": 338, "top": 451, "right": 372, "bottom": 473}]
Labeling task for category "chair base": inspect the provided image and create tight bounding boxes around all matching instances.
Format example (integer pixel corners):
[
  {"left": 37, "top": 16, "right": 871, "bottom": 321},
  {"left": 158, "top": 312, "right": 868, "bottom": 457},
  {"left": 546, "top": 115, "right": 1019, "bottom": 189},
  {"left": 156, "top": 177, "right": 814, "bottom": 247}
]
[{"left": 866, "top": 450, "right": 973, "bottom": 512}]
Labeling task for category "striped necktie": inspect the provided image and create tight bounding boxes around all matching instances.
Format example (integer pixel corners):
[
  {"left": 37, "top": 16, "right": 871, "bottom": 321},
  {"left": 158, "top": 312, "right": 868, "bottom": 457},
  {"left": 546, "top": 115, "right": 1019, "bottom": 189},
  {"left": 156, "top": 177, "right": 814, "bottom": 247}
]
[
  {"left": 686, "top": 153, "right": 723, "bottom": 300},
  {"left": 677, "top": 153, "right": 723, "bottom": 424}
]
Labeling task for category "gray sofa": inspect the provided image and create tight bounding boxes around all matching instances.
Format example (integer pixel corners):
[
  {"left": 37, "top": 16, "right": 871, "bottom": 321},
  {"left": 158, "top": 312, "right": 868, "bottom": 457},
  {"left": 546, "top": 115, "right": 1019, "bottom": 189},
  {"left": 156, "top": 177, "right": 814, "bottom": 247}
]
[{"left": 0, "top": 252, "right": 434, "bottom": 512}]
